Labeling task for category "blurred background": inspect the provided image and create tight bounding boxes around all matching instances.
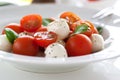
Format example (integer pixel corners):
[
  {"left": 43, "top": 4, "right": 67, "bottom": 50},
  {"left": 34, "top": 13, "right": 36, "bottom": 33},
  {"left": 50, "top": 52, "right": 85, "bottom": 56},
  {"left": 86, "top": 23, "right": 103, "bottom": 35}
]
[
  {"left": 0, "top": 0, "right": 119, "bottom": 19},
  {"left": 0, "top": 0, "right": 116, "bottom": 10}
]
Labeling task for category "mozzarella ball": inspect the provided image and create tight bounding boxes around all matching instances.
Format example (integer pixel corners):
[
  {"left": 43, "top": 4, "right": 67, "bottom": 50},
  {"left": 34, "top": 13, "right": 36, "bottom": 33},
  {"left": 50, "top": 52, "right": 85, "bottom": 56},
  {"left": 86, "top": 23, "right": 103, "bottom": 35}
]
[
  {"left": 45, "top": 43, "right": 68, "bottom": 58},
  {"left": 47, "top": 19, "right": 70, "bottom": 40},
  {"left": 91, "top": 34, "right": 104, "bottom": 52},
  {"left": 0, "top": 35, "right": 12, "bottom": 52}
]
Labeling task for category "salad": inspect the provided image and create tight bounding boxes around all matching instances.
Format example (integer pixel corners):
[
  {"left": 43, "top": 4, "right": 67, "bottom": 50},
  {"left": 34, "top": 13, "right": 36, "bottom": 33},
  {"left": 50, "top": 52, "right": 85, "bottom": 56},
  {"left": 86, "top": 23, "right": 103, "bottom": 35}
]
[{"left": 0, "top": 11, "right": 104, "bottom": 58}]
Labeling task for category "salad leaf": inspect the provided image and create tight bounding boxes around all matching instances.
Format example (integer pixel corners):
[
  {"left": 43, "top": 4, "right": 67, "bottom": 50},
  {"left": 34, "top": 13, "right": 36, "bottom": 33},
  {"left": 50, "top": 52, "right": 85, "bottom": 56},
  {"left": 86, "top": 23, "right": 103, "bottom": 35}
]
[
  {"left": 74, "top": 24, "right": 89, "bottom": 34},
  {"left": 97, "top": 26, "right": 103, "bottom": 34},
  {"left": 42, "top": 18, "right": 53, "bottom": 26},
  {"left": 5, "top": 28, "right": 18, "bottom": 44}
]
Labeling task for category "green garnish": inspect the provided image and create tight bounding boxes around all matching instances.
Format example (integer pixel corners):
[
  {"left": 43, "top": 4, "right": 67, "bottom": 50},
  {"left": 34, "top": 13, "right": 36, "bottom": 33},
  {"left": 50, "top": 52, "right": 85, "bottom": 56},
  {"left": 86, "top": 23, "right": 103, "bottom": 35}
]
[
  {"left": 97, "top": 26, "right": 103, "bottom": 34},
  {"left": 42, "top": 18, "right": 53, "bottom": 26},
  {"left": 5, "top": 28, "right": 18, "bottom": 43},
  {"left": 74, "top": 23, "right": 89, "bottom": 34}
]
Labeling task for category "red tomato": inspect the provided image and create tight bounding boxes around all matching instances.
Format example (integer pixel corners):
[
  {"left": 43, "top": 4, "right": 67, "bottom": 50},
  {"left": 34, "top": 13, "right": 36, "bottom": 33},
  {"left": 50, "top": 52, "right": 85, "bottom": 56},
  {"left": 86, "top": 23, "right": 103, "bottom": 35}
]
[
  {"left": 82, "top": 28, "right": 92, "bottom": 37},
  {"left": 84, "top": 20, "right": 98, "bottom": 34},
  {"left": 70, "top": 20, "right": 84, "bottom": 31},
  {"left": 70, "top": 20, "right": 98, "bottom": 37},
  {"left": 65, "top": 34, "right": 92, "bottom": 57},
  {"left": 34, "top": 31, "right": 57, "bottom": 47},
  {"left": 36, "top": 26, "right": 48, "bottom": 32},
  {"left": 2, "top": 23, "right": 23, "bottom": 34},
  {"left": 60, "top": 11, "right": 81, "bottom": 24},
  {"left": 13, "top": 36, "right": 39, "bottom": 56},
  {"left": 20, "top": 14, "right": 42, "bottom": 32}
]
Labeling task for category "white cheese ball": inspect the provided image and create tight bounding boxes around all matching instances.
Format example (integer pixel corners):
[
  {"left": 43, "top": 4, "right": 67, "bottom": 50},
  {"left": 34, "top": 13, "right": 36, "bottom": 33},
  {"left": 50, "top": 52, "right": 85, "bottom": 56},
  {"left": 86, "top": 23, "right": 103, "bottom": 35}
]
[
  {"left": 0, "top": 35, "right": 12, "bottom": 52},
  {"left": 47, "top": 19, "right": 70, "bottom": 40},
  {"left": 91, "top": 34, "right": 104, "bottom": 52},
  {"left": 45, "top": 43, "right": 68, "bottom": 58}
]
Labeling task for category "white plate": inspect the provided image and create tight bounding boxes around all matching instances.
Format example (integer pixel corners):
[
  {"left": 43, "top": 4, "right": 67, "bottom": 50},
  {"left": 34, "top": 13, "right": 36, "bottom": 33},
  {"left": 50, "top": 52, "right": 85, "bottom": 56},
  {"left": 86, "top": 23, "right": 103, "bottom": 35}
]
[
  {"left": 0, "top": 60, "right": 120, "bottom": 80},
  {"left": 0, "top": 4, "right": 120, "bottom": 73}
]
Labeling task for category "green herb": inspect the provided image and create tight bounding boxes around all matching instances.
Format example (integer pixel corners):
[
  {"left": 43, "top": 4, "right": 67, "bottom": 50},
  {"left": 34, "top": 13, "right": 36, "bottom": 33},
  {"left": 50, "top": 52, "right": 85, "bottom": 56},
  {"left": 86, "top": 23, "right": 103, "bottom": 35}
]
[
  {"left": 74, "top": 23, "right": 89, "bottom": 34},
  {"left": 97, "top": 26, "right": 103, "bottom": 34},
  {"left": 5, "top": 28, "right": 18, "bottom": 44},
  {"left": 42, "top": 18, "right": 53, "bottom": 26}
]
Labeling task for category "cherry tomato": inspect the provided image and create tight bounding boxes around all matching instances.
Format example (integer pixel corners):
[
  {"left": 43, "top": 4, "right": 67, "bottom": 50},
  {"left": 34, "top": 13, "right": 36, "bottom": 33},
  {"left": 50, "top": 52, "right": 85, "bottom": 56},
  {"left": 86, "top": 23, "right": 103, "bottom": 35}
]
[
  {"left": 84, "top": 20, "right": 98, "bottom": 34},
  {"left": 65, "top": 34, "right": 92, "bottom": 57},
  {"left": 13, "top": 36, "right": 39, "bottom": 56},
  {"left": 82, "top": 28, "right": 92, "bottom": 37},
  {"left": 34, "top": 31, "right": 57, "bottom": 48},
  {"left": 60, "top": 11, "right": 81, "bottom": 24},
  {"left": 36, "top": 26, "right": 48, "bottom": 32},
  {"left": 70, "top": 20, "right": 98, "bottom": 36},
  {"left": 20, "top": 14, "right": 42, "bottom": 32},
  {"left": 2, "top": 23, "right": 23, "bottom": 34},
  {"left": 70, "top": 20, "right": 84, "bottom": 31}
]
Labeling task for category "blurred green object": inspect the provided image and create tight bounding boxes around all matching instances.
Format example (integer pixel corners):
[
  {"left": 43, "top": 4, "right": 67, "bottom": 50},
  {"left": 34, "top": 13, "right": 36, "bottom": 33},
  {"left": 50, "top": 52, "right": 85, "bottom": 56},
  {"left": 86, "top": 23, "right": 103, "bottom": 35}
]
[
  {"left": 97, "top": 26, "right": 103, "bottom": 34},
  {"left": 0, "top": 2, "right": 11, "bottom": 6}
]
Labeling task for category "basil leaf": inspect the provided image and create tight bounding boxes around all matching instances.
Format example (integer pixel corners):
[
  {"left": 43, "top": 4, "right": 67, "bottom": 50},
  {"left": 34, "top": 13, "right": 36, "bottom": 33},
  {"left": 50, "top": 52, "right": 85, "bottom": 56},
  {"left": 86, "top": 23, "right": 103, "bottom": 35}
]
[
  {"left": 74, "top": 24, "right": 89, "bottom": 34},
  {"left": 5, "top": 28, "right": 18, "bottom": 44},
  {"left": 97, "top": 26, "right": 103, "bottom": 34},
  {"left": 42, "top": 18, "right": 53, "bottom": 26}
]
